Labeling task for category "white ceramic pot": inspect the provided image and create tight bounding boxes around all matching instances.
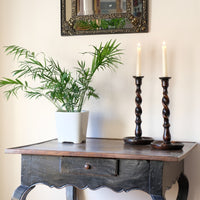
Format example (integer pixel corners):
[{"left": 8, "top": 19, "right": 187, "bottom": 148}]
[{"left": 55, "top": 111, "right": 89, "bottom": 143}]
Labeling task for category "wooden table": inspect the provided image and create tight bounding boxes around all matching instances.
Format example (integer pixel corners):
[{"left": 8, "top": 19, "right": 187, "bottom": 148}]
[{"left": 5, "top": 138, "right": 197, "bottom": 200}]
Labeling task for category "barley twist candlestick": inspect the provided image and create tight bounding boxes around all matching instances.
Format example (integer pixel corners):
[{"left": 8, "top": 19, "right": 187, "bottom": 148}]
[
  {"left": 124, "top": 76, "right": 153, "bottom": 145},
  {"left": 161, "top": 77, "right": 171, "bottom": 144},
  {"left": 135, "top": 76, "right": 143, "bottom": 139},
  {"left": 151, "top": 77, "right": 184, "bottom": 150}
]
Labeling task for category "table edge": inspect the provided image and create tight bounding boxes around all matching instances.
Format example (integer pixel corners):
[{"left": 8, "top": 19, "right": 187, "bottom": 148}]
[{"left": 5, "top": 143, "right": 198, "bottom": 162}]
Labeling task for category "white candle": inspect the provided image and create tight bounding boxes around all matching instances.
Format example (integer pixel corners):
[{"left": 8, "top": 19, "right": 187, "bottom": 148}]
[
  {"left": 162, "top": 41, "right": 168, "bottom": 77},
  {"left": 136, "top": 43, "right": 141, "bottom": 76}
]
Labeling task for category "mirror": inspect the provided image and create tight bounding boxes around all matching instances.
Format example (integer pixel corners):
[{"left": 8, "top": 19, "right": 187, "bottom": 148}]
[{"left": 61, "top": 0, "right": 148, "bottom": 36}]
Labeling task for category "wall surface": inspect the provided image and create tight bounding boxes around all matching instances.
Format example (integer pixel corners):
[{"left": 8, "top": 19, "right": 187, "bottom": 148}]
[{"left": 0, "top": 0, "right": 200, "bottom": 199}]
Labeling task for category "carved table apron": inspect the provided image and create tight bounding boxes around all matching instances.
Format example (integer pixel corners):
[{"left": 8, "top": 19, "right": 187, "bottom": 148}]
[{"left": 5, "top": 138, "right": 197, "bottom": 200}]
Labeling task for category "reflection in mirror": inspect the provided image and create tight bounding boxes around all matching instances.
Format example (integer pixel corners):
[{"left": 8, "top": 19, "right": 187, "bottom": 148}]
[
  {"left": 133, "top": 0, "right": 143, "bottom": 17},
  {"left": 77, "top": 0, "right": 94, "bottom": 15},
  {"left": 100, "top": 0, "right": 126, "bottom": 14},
  {"left": 65, "top": 0, "right": 72, "bottom": 20},
  {"left": 61, "top": 0, "right": 149, "bottom": 36},
  {"left": 77, "top": 0, "right": 127, "bottom": 16}
]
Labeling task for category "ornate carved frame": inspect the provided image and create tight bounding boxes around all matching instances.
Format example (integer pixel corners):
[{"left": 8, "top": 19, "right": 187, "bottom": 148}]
[{"left": 61, "top": 0, "right": 149, "bottom": 36}]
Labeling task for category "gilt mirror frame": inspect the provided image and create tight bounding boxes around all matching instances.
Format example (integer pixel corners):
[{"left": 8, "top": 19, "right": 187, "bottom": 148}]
[{"left": 61, "top": 0, "right": 148, "bottom": 36}]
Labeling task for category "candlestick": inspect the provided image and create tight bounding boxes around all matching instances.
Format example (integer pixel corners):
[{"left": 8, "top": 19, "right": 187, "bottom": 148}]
[
  {"left": 124, "top": 76, "right": 153, "bottom": 145},
  {"left": 151, "top": 77, "right": 184, "bottom": 150},
  {"left": 162, "top": 41, "right": 168, "bottom": 77},
  {"left": 136, "top": 43, "right": 141, "bottom": 76}
]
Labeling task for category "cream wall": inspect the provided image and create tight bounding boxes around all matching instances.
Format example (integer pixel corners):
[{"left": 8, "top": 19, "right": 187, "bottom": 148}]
[{"left": 0, "top": 0, "right": 200, "bottom": 199}]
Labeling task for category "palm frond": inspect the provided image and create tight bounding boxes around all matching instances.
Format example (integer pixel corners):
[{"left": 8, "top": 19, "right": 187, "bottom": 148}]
[
  {"left": 4, "top": 45, "right": 35, "bottom": 59},
  {"left": 1, "top": 40, "right": 123, "bottom": 111}
]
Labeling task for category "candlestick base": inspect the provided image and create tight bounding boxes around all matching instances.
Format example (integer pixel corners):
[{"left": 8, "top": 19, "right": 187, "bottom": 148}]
[
  {"left": 151, "top": 141, "right": 184, "bottom": 150},
  {"left": 124, "top": 136, "right": 154, "bottom": 145},
  {"left": 151, "top": 77, "right": 184, "bottom": 151}
]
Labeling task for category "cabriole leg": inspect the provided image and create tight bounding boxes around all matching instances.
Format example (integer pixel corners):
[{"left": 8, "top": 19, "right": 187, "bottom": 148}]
[
  {"left": 66, "top": 186, "right": 77, "bottom": 200},
  {"left": 11, "top": 185, "right": 35, "bottom": 200},
  {"left": 151, "top": 195, "right": 166, "bottom": 200},
  {"left": 177, "top": 173, "right": 189, "bottom": 200}
]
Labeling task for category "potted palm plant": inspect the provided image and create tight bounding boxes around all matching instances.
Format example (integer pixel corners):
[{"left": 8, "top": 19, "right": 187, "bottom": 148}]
[{"left": 0, "top": 40, "right": 122, "bottom": 143}]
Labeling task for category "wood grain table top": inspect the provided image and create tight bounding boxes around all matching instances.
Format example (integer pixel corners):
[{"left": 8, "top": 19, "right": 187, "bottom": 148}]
[{"left": 5, "top": 138, "right": 197, "bottom": 162}]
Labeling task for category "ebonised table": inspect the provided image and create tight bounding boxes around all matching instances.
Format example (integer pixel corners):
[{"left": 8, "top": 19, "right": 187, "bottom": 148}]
[{"left": 5, "top": 138, "right": 197, "bottom": 200}]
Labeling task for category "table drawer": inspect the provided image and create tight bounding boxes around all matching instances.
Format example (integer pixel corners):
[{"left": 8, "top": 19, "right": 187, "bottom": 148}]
[{"left": 60, "top": 157, "right": 119, "bottom": 176}]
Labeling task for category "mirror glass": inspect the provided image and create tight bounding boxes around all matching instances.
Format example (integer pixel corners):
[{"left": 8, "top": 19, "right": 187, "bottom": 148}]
[
  {"left": 77, "top": 0, "right": 127, "bottom": 15},
  {"left": 133, "top": 0, "right": 143, "bottom": 17},
  {"left": 61, "top": 0, "right": 148, "bottom": 36}
]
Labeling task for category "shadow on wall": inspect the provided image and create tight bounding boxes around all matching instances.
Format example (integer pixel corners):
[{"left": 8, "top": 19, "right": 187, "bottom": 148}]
[
  {"left": 185, "top": 144, "right": 200, "bottom": 200},
  {"left": 87, "top": 112, "right": 126, "bottom": 139}
]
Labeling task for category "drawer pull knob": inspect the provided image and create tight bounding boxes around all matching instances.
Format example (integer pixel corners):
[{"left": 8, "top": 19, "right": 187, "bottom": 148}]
[{"left": 84, "top": 163, "right": 91, "bottom": 170}]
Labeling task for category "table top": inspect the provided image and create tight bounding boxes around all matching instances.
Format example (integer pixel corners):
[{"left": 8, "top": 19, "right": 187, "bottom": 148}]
[{"left": 5, "top": 138, "right": 197, "bottom": 162}]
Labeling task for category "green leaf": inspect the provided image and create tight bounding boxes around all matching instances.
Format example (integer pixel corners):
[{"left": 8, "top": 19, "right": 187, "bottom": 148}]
[
  {"left": 1, "top": 41, "right": 123, "bottom": 111},
  {"left": 25, "top": 91, "right": 42, "bottom": 99}
]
